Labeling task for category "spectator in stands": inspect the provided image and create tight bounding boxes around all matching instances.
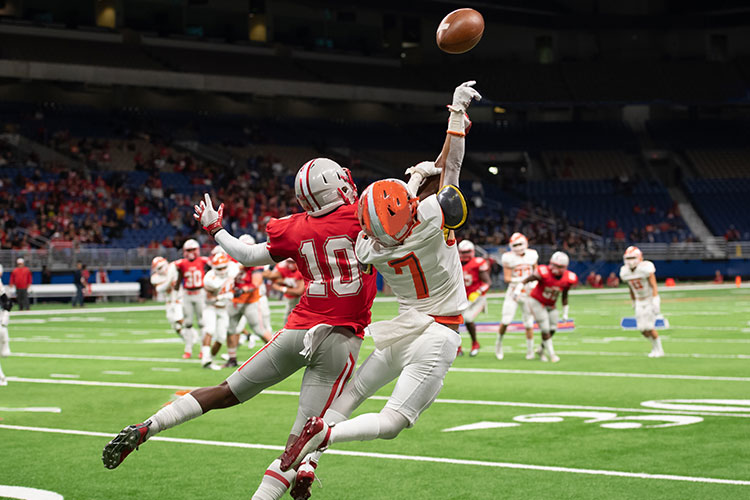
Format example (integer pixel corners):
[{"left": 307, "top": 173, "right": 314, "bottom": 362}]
[
  {"left": 41, "top": 265, "right": 52, "bottom": 284},
  {"left": 606, "top": 272, "right": 620, "bottom": 287},
  {"left": 713, "top": 270, "right": 724, "bottom": 284},
  {"left": 725, "top": 225, "right": 741, "bottom": 242},
  {"left": 72, "top": 261, "right": 86, "bottom": 308},
  {"left": 10, "top": 257, "right": 32, "bottom": 310},
  {"left": 586, "top": 271, "right": 603, "bottom": 288}
]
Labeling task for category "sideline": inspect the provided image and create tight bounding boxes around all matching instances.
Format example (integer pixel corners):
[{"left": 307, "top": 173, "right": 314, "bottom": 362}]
[{"left": 1, "top": 424, "right": 748, "bottom": 486}]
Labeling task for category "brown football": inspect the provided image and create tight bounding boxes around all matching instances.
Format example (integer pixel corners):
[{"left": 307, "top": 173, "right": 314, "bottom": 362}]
[{"left": 436, "top": 8, "right": 485, "bottom": 54}]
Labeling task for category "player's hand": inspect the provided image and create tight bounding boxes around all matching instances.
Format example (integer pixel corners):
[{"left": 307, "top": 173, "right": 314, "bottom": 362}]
[
  {"left": 405, "top": 161, "right": 441, "bottom": 180},
  {"left": 468, "top": 291, "right": 481, "bottom": 302},
  {"left": 194, "top": 193, "right": 224, "bottom": 237},
  {"left": 449, "top": 80, "right": 482, "bottom": 113}
]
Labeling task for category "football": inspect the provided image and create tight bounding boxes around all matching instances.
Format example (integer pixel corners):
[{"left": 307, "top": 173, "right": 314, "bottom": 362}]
[{"left": 436, "top": 8, "right": 485, "bottom": 54}]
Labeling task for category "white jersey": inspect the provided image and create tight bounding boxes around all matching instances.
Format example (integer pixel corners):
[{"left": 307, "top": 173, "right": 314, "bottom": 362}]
[
  {"left": 620, "top": 260, "right": 656, "bottom": 301},
  {"left": 501, "top": 249, "right": 538, "bottom": 293},
  {"left": 356, "top": 195, "right": 467, "bottom": 318},
  {"left": 203, "top": 269, "right": 235, "bottom": 308},
  {"left": 150, "top": 262, "right": 179, "bottom": 303}
]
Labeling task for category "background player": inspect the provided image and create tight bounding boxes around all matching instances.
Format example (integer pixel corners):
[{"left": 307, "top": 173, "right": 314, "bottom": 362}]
[
  {"left": 496, "top": 232, "right": 538, "bottom": 360},
  {"left": 103, "top": 159, "right": 377, "bottom": 500},
  {"left": 201, "top": 252, "right": 236, "bottom": 369},
  {"left": 620, "top": 246, "right": 664, "bottom": 357},
  {"left": 174, "top": 239, "right": 210, "bottom": 358},
  {"left": 263, "top": 258, "right": 305, "bottom": 323},
  {"left": 519, "top": 251, "right": 577, "bottom": 363},
  {"left": 459, "top": 239, "right": 491, "bottom": 357},
  {"left": 149, "top": 256, "right": 188, "bottom": 357},
  {"left": 0, "top": 265, "right": 11, "bottom": 386},
  {"left": 278, "top": 80, "right": 480, "bottom": 496}
]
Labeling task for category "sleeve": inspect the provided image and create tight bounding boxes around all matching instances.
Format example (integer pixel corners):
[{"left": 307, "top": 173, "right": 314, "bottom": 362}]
[
  {"left": 203, "top": 272, "right": 221, "bottom": 293},
  {"left": 619, "top": 265, "right": 626, "bottom": 280},
  {"left": 265, "top": 217, "right": 295, "bottom": 260},
  {"left": 642, "top": 261, "right": 656, "bottom": 275},
  {"left": 355, "top": 232, "right": 375, "bottom": 265},
  {"left": 538, "top": 265, "right": 550, "bottom": 279},
  {"left": 529, "top": 249, "right": 539, "bottom": 265},
  {"left": 215, "top": 230, "right": 276, "bottom": 267},
  {"left": 500, "top": 252, "right": 512, "bottom": 268},
  {"left": 478, "top": 258, "right": 490, "bottom": 272},
  {"left": 567, "top": 271, "right": 578, "bottom": 286},
  {"left": 436, "top": 184, "right": 468, "bottom": 230},
  {"left": 417, "top": 195, "right": 444, "bottom": 230}
]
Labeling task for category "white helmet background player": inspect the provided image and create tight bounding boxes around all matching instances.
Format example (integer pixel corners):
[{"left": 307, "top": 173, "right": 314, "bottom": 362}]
[
  {"left": 295, "top": 158, "right": 357, "bottom": 217},
  {"left": 623, "top": 245, "right": 643, "bottom": 270},
  {"left": 509, "top": 232, "right": 528, "bottom": 255},
  {"left": 550, "top": 251, "right": 570, "bottom": 269}
]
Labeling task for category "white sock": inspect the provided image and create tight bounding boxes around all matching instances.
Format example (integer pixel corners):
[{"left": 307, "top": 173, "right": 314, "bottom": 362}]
[
  {"left": 649, "top": 337, "right": 658, "bottom": 349},
  {"left": 0, "top": 360, "right": 5, "bottom": 380},
  {"left": 526, "top": 338, "right": 534, "bottom": 354},
  {"left": 182, "top": 329, "right": 193, "bottom": 354},
  {"left": 543, "top": 339, "right": 556, "bottom": 357},
  {"left": 653, "top": 337, "right": 663, "bottom": 352},
  {"left": 201, "top": 345, "right": 211, "bottom": 363},
  {"left": 147, "top": 393, "right": 203, "bottom": 438},
  {"left": 0, "top": 326, "right": 9, "bottom": 357},
  {"left": 252, "top": 458, "right": 295, "bottom": 500},
  {"left": 496, "top": 334, "right": 504, "bottom": 348}
]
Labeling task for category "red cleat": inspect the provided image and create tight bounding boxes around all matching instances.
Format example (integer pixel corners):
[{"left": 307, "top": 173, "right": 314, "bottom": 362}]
[
  {"left": 279, "top": 417, "right": 331, "bottom": 472},
  {"left": 102, "top": 420, "right": 151, "bottom": 469},
  {"left": 456, "top": 346, "right": 464, "bottom": 356},
  {"left": 182, "top": 352, "right": 192, "bottom": 359},
  {"left": 290, "top": 461, "right": 317, "bottom": 500},
  {"left": 470, "top": 341, "right": 481, "bottom": 357}
]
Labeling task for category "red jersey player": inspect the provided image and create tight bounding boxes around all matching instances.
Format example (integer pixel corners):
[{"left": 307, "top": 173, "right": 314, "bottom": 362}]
[
  {"left": 263, "top": 259, "right": 305, "bottom": 323},
  {"left": 103, "top": 158, "right": 376, "bottom": 500},
  {"left": 173, "top": 239, "right": 210, "bottom": 358},
  {"left": 459, "top": 240, "right": 491, "bottom": 356},
  {"left": 519, "top": 251, "right": 578, "bottom": 363}
]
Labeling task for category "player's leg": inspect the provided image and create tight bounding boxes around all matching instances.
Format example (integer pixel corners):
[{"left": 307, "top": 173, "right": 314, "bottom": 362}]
[
  {"left": 542, "top": 307, "right": 560, "bottom": 362},
  {"left": 527, "top": 298, "right": 548, "bottom": 359},
  {"left": 194, "top": 292, "right": 206, "bottom": 345},
  {"left": 201, "top": 306, "right": 216, "bottom": 367},
  {"left": 463, "top": 295, "right": 485, "bottom": 357},
  {"left": 520, "top": 299, "right": 536, "bottom": 359},
  {"left": 180, "top": 296, "right": 195, "bottom": 358},
  {"left": 259, "top": 296, "right": 274, "bottom": 342},
  {"left": 0, "top": 315, "right": 8, "bottom": 384},
  {"left": 252, "top": 328, "right": 361, "bottom": 500},
  {"left": 497, "top": 293, "right": 519, "bottom": 360},
  {"left": 636, "top": 300, "right": 662, "bottom": 357}
]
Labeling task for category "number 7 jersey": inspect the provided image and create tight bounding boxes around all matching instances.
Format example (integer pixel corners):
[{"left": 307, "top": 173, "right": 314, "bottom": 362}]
[
  {"left": 265, "top": 203, "right": 377, "bottom": 337},
  {"left": 355, "top": 195, "right": 468, "bottom": 319}
]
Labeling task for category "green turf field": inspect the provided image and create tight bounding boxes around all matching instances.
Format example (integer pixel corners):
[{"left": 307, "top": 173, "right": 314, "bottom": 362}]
[{"left": 1, "top": 287, "right": 749, "bottom": 499}]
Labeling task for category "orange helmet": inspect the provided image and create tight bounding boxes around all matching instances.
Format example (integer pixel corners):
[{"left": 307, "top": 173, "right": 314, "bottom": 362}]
[
  {"left": 358, "top": 179, "right": 419, "bottom": 247},
  {"left": 623, "top": 246, "right": 643, "bottom": 269},
  {"left": 151, "top": 256, "right": 168, "bottom": 275}
]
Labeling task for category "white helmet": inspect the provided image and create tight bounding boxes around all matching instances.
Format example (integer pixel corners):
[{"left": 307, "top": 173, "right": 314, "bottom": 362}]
[
  {"left": 183, "top": 239, "right": 199, "bottom": 251},
  {"left": 151, "top": 256, "right": 168, "bottom": 275},
  {"left": 623, "top": 246, "right": 643, "bottom": 270},
  {"left": 210, "top": 245, "right": 226, "bottom": 256},
  {"left": 295, "top": 158, "right": 357, "bottom": 217},
  {"left": 458, "top": 240, "right": 475, "bottom": 263},
  {"left": 550, "top": 251, "right": 569, "bottom": 269},
  {"left": 238, "top": 234, "right": 256, "bottom": 245},
  {"left": 509, "top": 232, "right": 528, "bottom": 255}
]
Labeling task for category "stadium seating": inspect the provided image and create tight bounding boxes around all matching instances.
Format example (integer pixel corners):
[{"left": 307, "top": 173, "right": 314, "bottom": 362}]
[{"left": 683, "top": 178, "right": 750, "bottom": 239}]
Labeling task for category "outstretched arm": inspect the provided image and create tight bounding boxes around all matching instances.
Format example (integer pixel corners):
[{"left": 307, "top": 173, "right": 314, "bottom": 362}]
[{"left": 440, "top": 81, "right": 481, "bottom": 188}]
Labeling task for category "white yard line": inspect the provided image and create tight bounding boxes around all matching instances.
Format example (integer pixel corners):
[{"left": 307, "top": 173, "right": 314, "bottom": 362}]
[
  {"left": 449, "top": 367, "right": 750, "bottom": 382},
  {"left": 6, "top": 377, "right": 750, "bottom": 418},
  {"left": 11, "top": 352, "right": 198, "bottom": 364},
  {"left": 0, "top": 424, "right": 748, "bottom": 486},
  {"left": 0, "top": 407, "right": 61, "bottom": 413}
]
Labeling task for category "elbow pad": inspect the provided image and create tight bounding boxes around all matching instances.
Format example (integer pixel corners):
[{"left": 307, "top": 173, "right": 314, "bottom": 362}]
[{"left": 437, "top": 184, "right": 468, "bottom": 230}]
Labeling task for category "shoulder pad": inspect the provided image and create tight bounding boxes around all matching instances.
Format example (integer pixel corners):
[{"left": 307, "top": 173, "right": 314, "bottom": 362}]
[{"left": 436, "top": 184, "right": 468, "bottom": 230}]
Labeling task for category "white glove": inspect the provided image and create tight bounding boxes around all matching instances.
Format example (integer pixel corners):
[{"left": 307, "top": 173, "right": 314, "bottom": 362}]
[
  {"left": 449, "top": 80, "right": 482, "bottom": 114},
  {"left": 510, "top": 284, "right": 521, "bottom": 302},
  {"left": 405, "top": 161, "right": 441, "bottom": 179},
  {"left": 562, "top": 305, "right": 569, "bottom": 321},
  {"left": 193, "top": 193, "right": 225, "bottom": 236},
  {"left": 652, "top": 295, "right": 661, "bottom": 315}
]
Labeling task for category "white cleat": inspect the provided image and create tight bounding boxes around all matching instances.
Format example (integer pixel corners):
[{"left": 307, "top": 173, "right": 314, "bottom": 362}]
[
  {"left": 0, "top": 376, "right": 7, "bottom": 386},
  {"left": 549, "top": 354, "right": 560, "bottom": 363},
  {"left": 495, "top": 351, "right": 504, "bottom": 361},
  {"left": 648, "top": 350, "right": 657, "bottom": 358},
  {"left": 525, "top": 352, "right": 535, "bottom": 360},
  {"left": 651, "top": 350, "right": 665, "bottom": 358},
  {"left": 540, "top": 353, "right": 549, "bottom": 362}
]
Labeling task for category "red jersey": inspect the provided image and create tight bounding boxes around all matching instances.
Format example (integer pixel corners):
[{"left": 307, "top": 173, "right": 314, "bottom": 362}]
[
  {"left": 277, "top": 261, "right": 304, "bottom": 299},
  {"left": 462, "top": 257, "right": 490, "bottom": 297},
  {"left": 174, "top": 256, "right": 210, "bottom": 290},
  {"left": 530, "top": 265, "right": 578, "bottom": 307},
  {"left": 266, "top": 203, "right": 376, "bottom": 336},
  {"left": 233, "top": 266, "right": 262, "bottom": 304}
]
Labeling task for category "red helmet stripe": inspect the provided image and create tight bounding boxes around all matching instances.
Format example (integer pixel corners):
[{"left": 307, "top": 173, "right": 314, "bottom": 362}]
[{"left": 305, "top": 160, "right": 322, "bottom": 211}]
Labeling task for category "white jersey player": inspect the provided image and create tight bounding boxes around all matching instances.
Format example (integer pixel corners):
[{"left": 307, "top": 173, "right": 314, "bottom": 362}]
[
  {"left": 0, "top": 264, "right": 11, "bottom": 386},
  {"left": 201, "top": 252, "right": 238, "bottom": 369},
  {"left": 150, "top": 257, "right": 189, "bottom": 358},
  {"left": 278, "top": 80, "right": 481, "bottom": 491},
  {"left": 496, "top": 233, "right": 538, "bottom": 360},
  {"left": 619, "top": 246, "right": 664, "bottom": 357}
]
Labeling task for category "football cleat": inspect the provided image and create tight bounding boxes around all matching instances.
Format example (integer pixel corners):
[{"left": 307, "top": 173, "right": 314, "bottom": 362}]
[
  {"left": 102, "top": 420, "right": 151, "bottom": 469},
  {"left": 549, "top": 354, "right": 560, "bottom": 363},
  {"left": 280, "top": 417, "right": 331, "bottom": 472},
  {"left": 540, "top": 353, "right": 549, "bottom": 362},
  {"left": 290, "top": 461, "right": 317, "bottom": 500},
  {"left": 525, "top": 352, "right": 535, "bottom": 360},
  {"left": 470, "top": 342, "right": 480, "bottom": 357},
  {"left": 181, "top": 352, "right": 192, "bottom": 359},
  {"left": 222, "top": 358, "right": 238, "bottom": 369},
  {"left": 0, "top": 376, "right": 7, "bottom": 386},
  {"left": 456, "top": 346, "right": 464, "bottom": 357}
]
